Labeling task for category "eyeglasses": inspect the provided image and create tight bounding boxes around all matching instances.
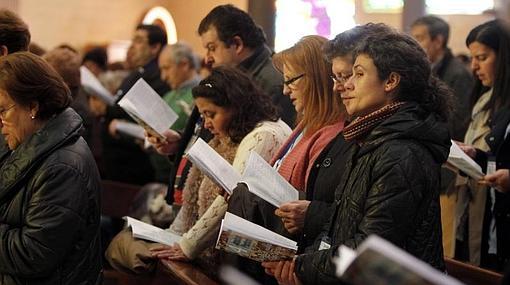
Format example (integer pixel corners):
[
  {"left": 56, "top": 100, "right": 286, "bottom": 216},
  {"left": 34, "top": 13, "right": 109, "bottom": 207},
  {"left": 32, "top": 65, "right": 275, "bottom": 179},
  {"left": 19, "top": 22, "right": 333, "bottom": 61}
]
[
  {"left": 0, "top": 104, "right": 15, "bottom": 119},
  {"left": 284, "top": 73, "right": 305, "bottom": 87},
  {"left": 330, "top": 73, "right": 352, "bottom": 85}
]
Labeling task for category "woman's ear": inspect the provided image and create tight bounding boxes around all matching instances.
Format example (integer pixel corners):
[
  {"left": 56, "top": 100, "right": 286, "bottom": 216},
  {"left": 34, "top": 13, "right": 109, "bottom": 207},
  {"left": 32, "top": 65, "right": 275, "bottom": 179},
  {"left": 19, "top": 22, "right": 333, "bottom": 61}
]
[
  {"left": 0, "top": 45, "right": 7, "bottom": 56},
  {"left": 384, "top": 72, "right": 400, "bottom": 93},
  {"left": 29, "top": 102, "right": 40, "bottom": 119}
]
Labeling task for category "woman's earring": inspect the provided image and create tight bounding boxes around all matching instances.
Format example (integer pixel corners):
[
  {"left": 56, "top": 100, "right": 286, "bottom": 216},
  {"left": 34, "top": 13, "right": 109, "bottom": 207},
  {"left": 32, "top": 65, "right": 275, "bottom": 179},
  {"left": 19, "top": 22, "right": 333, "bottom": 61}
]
[{"left": 30, "top": 115, "right": 35, "bottom": 120}]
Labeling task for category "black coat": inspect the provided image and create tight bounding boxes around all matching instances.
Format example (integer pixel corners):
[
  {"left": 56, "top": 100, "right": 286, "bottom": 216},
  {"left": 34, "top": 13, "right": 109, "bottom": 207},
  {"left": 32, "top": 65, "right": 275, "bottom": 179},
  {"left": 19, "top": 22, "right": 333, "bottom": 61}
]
[
  {"left": 239, "top": 45, "right": 295, "bottom": 127},
  {"left": 0, "top": 108, "right": 102, "bottom": 284},
  {"left": 296, "top": 103, "right": 450, "bottom": 284},
  {"left": 474, "top": 108, "right": 510, "bottom": 268},
  {"left": 299, "top": 132, "right": 352, "bottom": 250}
]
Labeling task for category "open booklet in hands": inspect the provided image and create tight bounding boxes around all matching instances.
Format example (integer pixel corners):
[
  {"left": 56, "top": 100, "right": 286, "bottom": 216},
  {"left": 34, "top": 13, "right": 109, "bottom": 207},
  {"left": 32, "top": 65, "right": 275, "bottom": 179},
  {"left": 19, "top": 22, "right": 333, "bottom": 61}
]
[
  {"left": 186, "top": 138, "right": 242, "bottom": 195},
  {"left": 242, "top": 151, "right": 299, "bottom": 207},
  {"left": 333, "top": 235, "right": 463, "bottom": 285},
  {"left": 215, "top": 212, "right": 297, "bottom": 262},
  {"left": 447, "top": 140, "right": 484, "bottom": 180},
  {"left": 124, "top": 216, "right": 181, "bottom": 246},
  {"left": 80, "top": 65, "right": 116, "bottom": 106},
  {"left": 186, "top": 139, "right": 299, "bottom": 206},
  {"left": 117, "top": 78, "right": 178, "bottom": 141}
]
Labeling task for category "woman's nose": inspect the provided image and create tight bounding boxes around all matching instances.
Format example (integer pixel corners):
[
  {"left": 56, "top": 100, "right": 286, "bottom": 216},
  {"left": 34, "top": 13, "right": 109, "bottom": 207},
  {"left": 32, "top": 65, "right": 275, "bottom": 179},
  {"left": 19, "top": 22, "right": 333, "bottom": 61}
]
[
  {"left": 344, "top": 78, "right": 354, "bottom": 91},
  {"left": 282, "top": 84, "right": 291, "bottom": 96},
  {"left": 333, "top": 81, "right": 345, "bottom": 93},
  {"left": 470, "top": 60, "right": 479, "bottom": 72}
]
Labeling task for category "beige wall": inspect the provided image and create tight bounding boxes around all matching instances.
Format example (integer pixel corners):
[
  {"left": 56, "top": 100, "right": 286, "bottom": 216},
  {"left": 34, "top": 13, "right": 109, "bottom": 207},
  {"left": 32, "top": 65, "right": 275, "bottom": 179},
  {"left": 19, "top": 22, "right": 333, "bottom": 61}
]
[
  {"left": 17, "top": 0, "right": 246, "bottom": 55},
  {"left": 16, "top": 0, "right": 493, "bottom": 59},
  {"left": 353, "top": 0, "right": 494, "bottom": 55}
]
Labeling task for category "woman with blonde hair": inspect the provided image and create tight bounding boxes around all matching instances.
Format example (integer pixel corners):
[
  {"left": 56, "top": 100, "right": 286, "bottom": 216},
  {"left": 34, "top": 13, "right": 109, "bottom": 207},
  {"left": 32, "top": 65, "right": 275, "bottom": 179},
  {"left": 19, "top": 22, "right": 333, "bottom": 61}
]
[{"left": 225, "top": 35, "right": 347, "bottom": 283}]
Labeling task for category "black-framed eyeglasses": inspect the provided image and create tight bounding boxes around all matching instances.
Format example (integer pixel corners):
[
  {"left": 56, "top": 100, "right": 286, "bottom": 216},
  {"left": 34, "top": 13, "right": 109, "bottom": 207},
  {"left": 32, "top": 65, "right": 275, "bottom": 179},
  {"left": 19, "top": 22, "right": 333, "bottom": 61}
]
[
  {"left": 330, "top": 73, "right": 352, "bottom": 85},
  {"left": 0, "top": 104, "right": 15, "bottom": 119},
  {"left": 284, "top": 73, "right": 305, "bottom": 87}
]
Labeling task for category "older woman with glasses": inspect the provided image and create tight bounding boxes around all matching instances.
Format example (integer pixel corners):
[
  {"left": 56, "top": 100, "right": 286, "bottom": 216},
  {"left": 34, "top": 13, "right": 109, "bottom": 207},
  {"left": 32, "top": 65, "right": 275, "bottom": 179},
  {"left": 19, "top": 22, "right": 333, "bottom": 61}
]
[{"left": 0, "top": 52, "right": 102, "bottom": 284}]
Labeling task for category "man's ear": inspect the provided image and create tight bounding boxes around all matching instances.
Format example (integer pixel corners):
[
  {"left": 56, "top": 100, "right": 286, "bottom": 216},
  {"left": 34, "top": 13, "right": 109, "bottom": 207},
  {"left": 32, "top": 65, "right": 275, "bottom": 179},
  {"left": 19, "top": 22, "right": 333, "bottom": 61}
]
[
  {"left": 384, "top": 72, "right": 401, "bottom": 93},
  {"left": 0, "top": 45, "right": 8, "bottom": 56},
  {"left": 231, "top": 36, "right": 244, "bottom": 55},
  {"left": 432, "top": 34, "right": 445, "bottom": 50},
  {"left": 150, "top": 43, "right": 163, "bottom": 57}
]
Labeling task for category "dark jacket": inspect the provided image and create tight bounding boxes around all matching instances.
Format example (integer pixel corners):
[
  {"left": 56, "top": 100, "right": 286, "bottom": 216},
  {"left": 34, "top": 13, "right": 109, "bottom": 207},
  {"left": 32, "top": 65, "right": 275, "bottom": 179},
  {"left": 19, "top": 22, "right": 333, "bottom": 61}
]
[
  {"left": 0, "top": 108, "right": 102, "bottom": 285},
  {"left": 102, "top": 58, "right": 170, "bottom": 185},
  {"left": 474, "top": 108, "right": 510, "bottom": 268},
  {"left": 434, "top": 48, "right": 473, "bottom": 141},
  {"left": 239, "top": 45, "right": 295, "bottom": 127},
  {"left": 295, "top": 103, "right": 450, "bottom": 284},
  {"left": 300, "top": 132, "right": 352, "bottom": 250}
]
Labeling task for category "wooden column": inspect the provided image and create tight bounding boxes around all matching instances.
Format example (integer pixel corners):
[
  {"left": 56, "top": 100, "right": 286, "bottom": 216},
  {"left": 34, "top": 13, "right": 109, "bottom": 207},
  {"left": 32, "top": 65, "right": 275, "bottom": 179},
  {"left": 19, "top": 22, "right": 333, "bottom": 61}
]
[
  {"left": 402, "top": 0, "right": 426, "bottom": 32},
  {"left": 248, "top": 0, "right": 276, "bottom": 50}
]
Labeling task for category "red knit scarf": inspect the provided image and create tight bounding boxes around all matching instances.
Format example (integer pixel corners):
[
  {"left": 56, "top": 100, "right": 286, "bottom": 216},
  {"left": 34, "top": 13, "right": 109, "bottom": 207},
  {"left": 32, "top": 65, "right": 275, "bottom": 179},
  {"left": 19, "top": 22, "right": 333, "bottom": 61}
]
[{"left": 343, "top": 101, "right": 406, "bottom": 141}]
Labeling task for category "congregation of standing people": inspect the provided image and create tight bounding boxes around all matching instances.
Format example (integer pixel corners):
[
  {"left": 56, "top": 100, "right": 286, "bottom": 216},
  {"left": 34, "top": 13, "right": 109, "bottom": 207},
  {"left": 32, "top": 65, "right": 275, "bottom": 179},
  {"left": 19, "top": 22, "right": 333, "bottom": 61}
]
[{"left": 0, "top": 3, "right": 510, "bottom": 285}]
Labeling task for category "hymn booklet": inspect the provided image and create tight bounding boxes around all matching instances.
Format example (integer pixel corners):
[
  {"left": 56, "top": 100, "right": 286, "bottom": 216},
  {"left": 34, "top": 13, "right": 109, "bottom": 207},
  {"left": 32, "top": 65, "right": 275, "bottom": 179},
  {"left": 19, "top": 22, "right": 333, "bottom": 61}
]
[
  {"left": 242, "top": 151, "right": 299, "bottom": 207},
  {"left": 186, "top": 138, "right": 242, "bottom": 195},
  {"left": 124, "top": 216, "right": 181, "bottom": 246},
  {"left": 333, "top": 235, "right": 464, "bottom": 285},
  {"left": 215, "top": 212, "right": 297, "bottom": 262},
  {"left": 80, "top": 65, "right": 115, "bottom": 106},
  {"left": 447, "top": 140, "right": 484, "bottom": 180},
  {"left": 186, "top": 142, "right": 299, "bottom": 206},
  {"left": 118, "top": 78, "right": 178, "bottom": 141}
]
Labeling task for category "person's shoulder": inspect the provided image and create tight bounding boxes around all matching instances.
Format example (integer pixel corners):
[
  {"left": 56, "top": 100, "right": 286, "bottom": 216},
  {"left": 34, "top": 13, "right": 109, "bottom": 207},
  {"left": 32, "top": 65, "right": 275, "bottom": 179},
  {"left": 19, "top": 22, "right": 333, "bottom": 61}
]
[
  {"left": 444, "top": 56, "right": 472, "bottom": 79},
  {"left": 242, "top": 120, "right": 292, "bottom": 142}
]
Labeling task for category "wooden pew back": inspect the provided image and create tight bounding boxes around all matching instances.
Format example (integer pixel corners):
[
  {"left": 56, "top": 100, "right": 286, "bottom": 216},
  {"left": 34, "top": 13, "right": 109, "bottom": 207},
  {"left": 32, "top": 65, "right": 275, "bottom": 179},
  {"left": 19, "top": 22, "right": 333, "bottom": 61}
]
[
  {"left": 445, "top": 257, "right": 503, "bottom": 285},
  {"left": 100, "top": 180, "right": 142, "bottom": 218}
]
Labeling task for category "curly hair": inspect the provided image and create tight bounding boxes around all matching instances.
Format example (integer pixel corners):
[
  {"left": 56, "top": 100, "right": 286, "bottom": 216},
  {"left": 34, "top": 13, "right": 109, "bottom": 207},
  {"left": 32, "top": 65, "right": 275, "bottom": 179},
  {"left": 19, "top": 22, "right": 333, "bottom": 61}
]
[
  {"left": 192, "top": 66, "right": 278, "bottom": 143},
  {"left": 323, "top": 23, "right": 395, "bottom": 62},
  {"left": 354, "top": 30, "right": 453, "bottom": 121}
]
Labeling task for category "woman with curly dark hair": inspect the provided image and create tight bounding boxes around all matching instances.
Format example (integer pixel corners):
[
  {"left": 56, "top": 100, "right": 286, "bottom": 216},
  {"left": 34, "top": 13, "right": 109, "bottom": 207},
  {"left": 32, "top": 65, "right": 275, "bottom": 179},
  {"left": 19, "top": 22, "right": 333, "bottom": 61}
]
[
  {"left": 148, "top": 66, "right": 291, "bottom": 266},
  {"left": 263, "top": 26, "right": 452, "bottom": 285}
]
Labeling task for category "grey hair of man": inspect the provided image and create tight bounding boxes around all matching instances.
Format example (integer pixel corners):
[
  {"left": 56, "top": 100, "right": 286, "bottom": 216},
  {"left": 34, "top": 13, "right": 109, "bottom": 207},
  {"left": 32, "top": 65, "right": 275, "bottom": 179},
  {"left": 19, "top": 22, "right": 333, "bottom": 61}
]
[
  {"left": 411, "top": 15, "right": 450, "bottom": 48},
  {"left": 165, "top": 42, "right": 199, "bottom": 70}
]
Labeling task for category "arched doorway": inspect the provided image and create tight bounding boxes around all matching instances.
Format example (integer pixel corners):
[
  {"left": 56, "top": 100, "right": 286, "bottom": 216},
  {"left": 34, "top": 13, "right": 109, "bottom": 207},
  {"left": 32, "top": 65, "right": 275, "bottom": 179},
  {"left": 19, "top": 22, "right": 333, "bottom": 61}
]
[{"left": 142, "top": 6, "right": 178, "bottom": 44}]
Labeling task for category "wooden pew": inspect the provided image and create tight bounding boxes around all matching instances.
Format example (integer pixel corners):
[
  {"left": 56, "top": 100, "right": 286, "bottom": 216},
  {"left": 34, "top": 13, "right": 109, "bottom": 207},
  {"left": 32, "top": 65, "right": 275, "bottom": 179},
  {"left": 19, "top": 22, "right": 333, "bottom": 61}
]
[
  {"left": 100, "top": 180, "right": 218, "bottom": 285},
  {"left": 445, "top": 257, "right": 503, "bottom": 285},
  {"left": 100, "top": 180, "right": 142, "bottom": 218},
  {"left": 102, "top": 260, "right": 218, "bottom": 285},
  {"left": 158, "top": 260, "right": 219, "bottom": 285}
]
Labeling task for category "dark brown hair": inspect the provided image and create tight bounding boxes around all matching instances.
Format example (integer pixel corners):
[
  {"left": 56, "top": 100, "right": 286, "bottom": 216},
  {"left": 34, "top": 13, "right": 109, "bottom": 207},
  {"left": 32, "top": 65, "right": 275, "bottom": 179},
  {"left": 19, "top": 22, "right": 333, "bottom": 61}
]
[
  {"left": 0, "top": 9, "right": 30, "bottom": 53},
  {"left": 43, "top": 47, "right": 81, "bottom": 98},
  {"left": 192, "top": 66, "right": 278, "bottom": 143},
  {"left": 198, "top": 4, "right": 265, "bottom": 49},
  {"left": 354, "top": 30, "right": 453, "bottom": 121},
  {"left": 0, "top": 52, "right": 71, "bottom": 120}
]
